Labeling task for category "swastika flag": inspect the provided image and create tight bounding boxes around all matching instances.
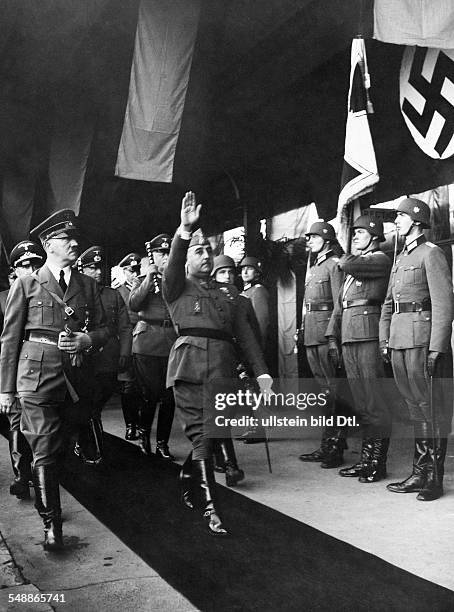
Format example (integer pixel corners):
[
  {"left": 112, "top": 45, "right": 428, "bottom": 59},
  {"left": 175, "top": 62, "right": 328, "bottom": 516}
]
[
  {"left": 400, "top": 47, "right": 454, "bottom": 160},
  {"left": 336, "top": 38, "right": 379, "bottom": 248}
]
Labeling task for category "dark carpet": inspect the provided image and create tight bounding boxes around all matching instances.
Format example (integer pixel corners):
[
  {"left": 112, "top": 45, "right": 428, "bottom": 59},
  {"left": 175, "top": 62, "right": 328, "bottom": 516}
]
[{"left": 60, "top": 433, "right": 454, "bottom": 612}]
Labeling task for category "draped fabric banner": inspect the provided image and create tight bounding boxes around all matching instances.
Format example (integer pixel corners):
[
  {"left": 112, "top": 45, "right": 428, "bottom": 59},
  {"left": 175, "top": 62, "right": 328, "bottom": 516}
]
[
  {"left": 116, "top": 0, "right": 201, "bottom": 183},
  {"left": 374, "top": 0, "right": 454, "bottom": 49}
]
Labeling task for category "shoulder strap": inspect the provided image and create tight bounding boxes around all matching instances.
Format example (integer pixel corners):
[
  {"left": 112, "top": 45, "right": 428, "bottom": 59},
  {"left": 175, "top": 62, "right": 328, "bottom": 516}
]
[{"left": 30, "top": 272, "right": 78, "bottom": 321}]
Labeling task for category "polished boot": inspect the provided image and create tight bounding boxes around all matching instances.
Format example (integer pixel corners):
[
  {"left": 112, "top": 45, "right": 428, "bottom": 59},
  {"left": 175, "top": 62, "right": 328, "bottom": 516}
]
[
  {"left": 299, "top": 428, "right": 329, "bottom": 462},
  {"left": 75, "top": 418, "right": 104, "bottom": 465},
  {"left": 417, "top": 433, "right": 447, "bottom": 502},
  {"left": 213, "top": 441, "right": 226, "bottom": 473},
  {"left": 339, "top": 438, "right": 370, "bottom": 477},
  {"left": 320, "top": 432, "right": 347, "bottom": 469},
  {"left": 33, "top": 464, "right": 63, "bottom": 551},
  {"left": 137, "top": 428, "right": 152, "bottom": 456},
  {"left": 219, "top": 439, "right": 245, "bottom": 487},
  {"left": 9, "top": 430, "right": 32, "bottom": 499},
  {"left": 387, "top": 423, "right": 430, "bottom": 493},
  {"left": 156, "top": 440, "right": 175, "bottom": 461},
  {"left": 120, "top": 394, "right": 139, "bottom": 440},
  {"left": 179, "top": 452, "right": 194, "bottom": 510},
  {"left": 192, "top": 459, "right": 229, "bottom": 536},
  {"left": 359, "top": 438, "right": 389, "bottom": 483}
]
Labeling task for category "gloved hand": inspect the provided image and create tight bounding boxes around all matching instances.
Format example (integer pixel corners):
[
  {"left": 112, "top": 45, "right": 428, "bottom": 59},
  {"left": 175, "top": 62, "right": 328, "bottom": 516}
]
[
  {"left": 380, "top": 341, "right": 391, "bottom": 365},
  {"left": 257, "top": 374, "right": 273, "bottom": 398},
  {"left": 427, "top": 351, "right": 440, "bottom": 377},
  {"left": 327, "top": 338, "right": 340, "bottom": 369}
]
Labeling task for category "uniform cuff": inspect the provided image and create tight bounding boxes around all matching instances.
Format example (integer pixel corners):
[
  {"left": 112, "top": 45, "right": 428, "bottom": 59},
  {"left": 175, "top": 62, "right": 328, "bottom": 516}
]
[{"left": 178, "top": 227, "right": 192, "bottom": 241}]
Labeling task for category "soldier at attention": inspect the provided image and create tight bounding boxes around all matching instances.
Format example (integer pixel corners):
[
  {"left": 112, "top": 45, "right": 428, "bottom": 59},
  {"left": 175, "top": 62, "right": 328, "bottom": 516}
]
[
  {"left": 327, "top": 216, "right": 392, "bottom": 484},
  {"left": 380, "top": 198, "right": 453, "bottom": 501},
  {"left": 162, "top": 191, "right": 271, "bottom": 537}
]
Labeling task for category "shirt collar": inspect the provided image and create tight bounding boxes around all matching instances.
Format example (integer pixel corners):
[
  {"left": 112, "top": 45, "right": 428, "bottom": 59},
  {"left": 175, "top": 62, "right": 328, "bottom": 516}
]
[{"left": 46, "top": 261, "right": 72, "bottom": 283}]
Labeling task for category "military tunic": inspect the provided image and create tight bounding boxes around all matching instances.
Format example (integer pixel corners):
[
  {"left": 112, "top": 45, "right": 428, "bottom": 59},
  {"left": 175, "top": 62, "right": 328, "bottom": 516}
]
[
  {"left": 379, "top": 235, "right": 453, "bottom": 429},
  {"left": 327, "top": 249, "right": 392, "bottom": 435},
  {"left": 303, "top": 251, "right": 342, "bottom": 399},
  {"left": 241, "top": 283, "right": 269, "bottom": 348},
  {"left": 129, "top": 272, "right": 177, "bottom": 440},
  {"left": 163, "top": 233, "right": 268, "bottom": 459},
  {"left": 0, "top": 265, "right": 108, "bottom": 465}
]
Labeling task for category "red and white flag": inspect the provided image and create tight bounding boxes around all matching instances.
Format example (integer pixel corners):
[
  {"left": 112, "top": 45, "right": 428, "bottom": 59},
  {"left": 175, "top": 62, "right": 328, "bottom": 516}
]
[{"left": 336, "top": 37, "right": 379, "bottom": 248}]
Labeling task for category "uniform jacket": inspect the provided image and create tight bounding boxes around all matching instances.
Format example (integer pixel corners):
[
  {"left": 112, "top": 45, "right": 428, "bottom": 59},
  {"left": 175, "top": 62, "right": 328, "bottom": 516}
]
[
  {"left": 326, "top": 250, "right": 391, "bottom": 344},
  {"left": 0, "top": 265, "right": 108, "bottom": 399},
  {"left": 95, "top": 285, "right": 132, "bottom": 373},
  {"left": 379, "top": 236, "right": 453, "bottom": 353},
  {"left": 0, "top": 289, "right": 8, "bottom": 330},
  {"left": 129, "top": 272, "right": 177, "bottom": 357},
  {"left": 303, "top": 251, "right": 342, "bottom": 346},
  {"left": 117, "top": 284, "right": 139, "bottom": 329},
  {"left": 241, "top": 283, "right": 269, "bottom": 347},
  {"left": 162, "top": 233, "right": 268, "bottom": 386}
]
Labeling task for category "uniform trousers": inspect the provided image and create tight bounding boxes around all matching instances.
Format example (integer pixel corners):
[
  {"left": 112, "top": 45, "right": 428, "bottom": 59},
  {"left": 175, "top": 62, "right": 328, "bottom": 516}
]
[
  {"left": 8, "top": 398, "right": 22, "bottom": 430},
  {"left": 342, "top": 341, "right": 392, "bottom": 436},
  {"left": 92, "top": 372, "right": 118, "bottom": 419},
  {"left": 173, "top": 381, "right": 213, "bottom": 460},
  {"left": 134, "top": 354, "right": 175, "bottom": 440},
  {"left": 391, "top": 347, "right": 453, "bottom": 432}
]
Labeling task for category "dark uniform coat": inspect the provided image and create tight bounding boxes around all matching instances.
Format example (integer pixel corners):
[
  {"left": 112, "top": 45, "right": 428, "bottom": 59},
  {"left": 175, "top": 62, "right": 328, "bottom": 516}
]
[
  {"left": 241, "top": 283, "right": 269, "bottom": 348},
  {"left": 95, "top": 285, "right": 132, "bottom": 373},
  {"left": 129, "top": 273, "right": 177, "bottom": 356},
  {"left": 0, "top": 265, "right": 108, "bottom": 400}
]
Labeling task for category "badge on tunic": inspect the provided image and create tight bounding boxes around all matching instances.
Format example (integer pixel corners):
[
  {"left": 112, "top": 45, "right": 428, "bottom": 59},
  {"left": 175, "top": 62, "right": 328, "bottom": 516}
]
[{"left": 193, "top": 299, "right": 201, "bottom": 314}]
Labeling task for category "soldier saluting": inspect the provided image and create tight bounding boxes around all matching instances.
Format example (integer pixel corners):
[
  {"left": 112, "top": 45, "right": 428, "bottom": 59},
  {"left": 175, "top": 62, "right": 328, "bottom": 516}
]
[
  {"left": 163, "top": 192, "right": 271, "bottom": 537},
  {"left": 380, "top": 198, "right": 453, "bottom": 501},
  {"left": 0, "top": 210, "right": 108, "bottom": 550}
]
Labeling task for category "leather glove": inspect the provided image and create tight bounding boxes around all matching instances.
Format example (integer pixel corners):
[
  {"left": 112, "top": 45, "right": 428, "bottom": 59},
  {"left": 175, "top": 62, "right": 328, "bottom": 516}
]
[
  {"left": 118, "top": 355, "right": 132, "bottom": 373},
  {"left": 427, "top": 351, "right": 440, "bottom": 377},
  {"left": 380, "top": 341, "right": 391, "bottom": 365},
  {"left": 327, "top": 338, "right": 340, "bottom": 369}
]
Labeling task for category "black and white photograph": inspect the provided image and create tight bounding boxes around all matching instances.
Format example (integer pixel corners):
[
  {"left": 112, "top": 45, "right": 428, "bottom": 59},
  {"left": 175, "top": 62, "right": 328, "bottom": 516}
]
[{"left": 1, "top": 1, "right": 454, "bottom": 610}]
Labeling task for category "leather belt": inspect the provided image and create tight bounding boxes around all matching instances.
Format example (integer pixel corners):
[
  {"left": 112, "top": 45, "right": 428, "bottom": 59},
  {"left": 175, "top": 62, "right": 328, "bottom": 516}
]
[
  {"left": 178, "top": 327, "right": 235, "bottom": 345},
  {"left": 25, "top": 331, "right": 59, "bottom": 346},
  {"left": 342, "top": 299, "right": 382, "bottom": 309},
  {"left": 139, "top": 317, "right": 173, "bottom": 327},
  {"left": 305, "top": 302, "right": 333, "bottom": 312},
  {"left": 393, "top": 299, "right": 431, "bottom": 314}
]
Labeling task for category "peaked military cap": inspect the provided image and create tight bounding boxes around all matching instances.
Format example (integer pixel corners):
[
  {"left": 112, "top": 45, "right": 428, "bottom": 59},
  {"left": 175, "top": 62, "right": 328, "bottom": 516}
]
[
  {"left": 352, "top": 215, "right": 385, "bottom": 242},
  {"left": 239, "top": 256, "right": 262, "bottom": 272},
  {"left": 118, "top": 252, "right": 141, "bottom": 270},
  {"left": 188, "top": 229, "right": 211, "bottom": 248},
  {"left": 306, "top": 221, "right": 336, "bottom": 242},
  {"left": 145, "top": 234, "right": 171, "bottom": 252},
  {"left": 77, "top": 246, "right": 104, "bottom": 272},
  {"left": 212, "top": 254, "right": 236, "bottom": 276},
  {"left": 9, "top": 241, "right": 44, "bottom": 268},
  {"left": 30, "top": 209, "right": 78, "bottom": 243},
  {"left": 396, "top": 197, "right": 431, "bottom": 229}
]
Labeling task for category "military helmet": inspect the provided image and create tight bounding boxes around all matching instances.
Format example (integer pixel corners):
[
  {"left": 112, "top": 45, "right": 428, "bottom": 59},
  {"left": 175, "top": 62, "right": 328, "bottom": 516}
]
[
  {"left": 239, "top": 256, "right": 262, "bottom": 272},
  {"left": 212, "top": 254, "right": 236, "bottom": 277},
  {"left": 305, "top": 221, "right": 336, "bottom": 242},
  {"left": 396, "top": 198, "right": 431, "bottom": 229},
  {"left": 352, "top": 215, "right": 385, "bottom": 242}
]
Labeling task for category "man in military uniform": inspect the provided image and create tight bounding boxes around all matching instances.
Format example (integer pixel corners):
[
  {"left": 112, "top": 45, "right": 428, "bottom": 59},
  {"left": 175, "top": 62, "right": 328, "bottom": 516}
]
[
  {"left": 116, "top": 253, "right": 144, "bottom": 441},
  {"left": 0, "top": 210, "right": 108, "bottom": 550},
  {"left": 129, "top": 234, "right": 177, "bottom": 459},
  {"left": 379, "top": 198, "right": 453, "bottom": 501},
  {"left": 327, "top": 216, "right": 392, "bottom": 483},
  {"left": 238, "top": 255, "right": 270, "bottom": 444},
  {"left": 163, "top": 192, "right": 271, "bottom": 536},
  {"left": 1, "top": 241, "right": 43, "bottom": 499},
  {"left": 298, "top": 221, "right": 346, "bottom": 468},
  {"left": 76, "top": 246, "right": 132, "bottom": 463}
]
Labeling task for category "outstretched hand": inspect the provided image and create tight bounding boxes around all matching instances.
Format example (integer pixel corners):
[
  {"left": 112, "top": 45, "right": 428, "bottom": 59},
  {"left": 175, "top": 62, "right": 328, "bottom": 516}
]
[{"left": 180, "top": 191, "right": 201, "bottom": 231}]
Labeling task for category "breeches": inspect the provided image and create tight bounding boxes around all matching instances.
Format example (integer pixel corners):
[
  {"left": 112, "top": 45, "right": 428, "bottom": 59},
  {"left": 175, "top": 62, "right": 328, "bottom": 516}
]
[
  {"left": 342, "top": 341, "right": 392, "bottom": 434},
  {"left": 7, "top": 398, "right": 22, "bottom": 431},
  {"left": 172, "top": 381, "right": 213, "bottom": 460}
]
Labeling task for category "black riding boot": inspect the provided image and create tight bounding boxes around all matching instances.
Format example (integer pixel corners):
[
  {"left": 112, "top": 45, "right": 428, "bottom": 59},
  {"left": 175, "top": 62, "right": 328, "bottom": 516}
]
[
  {"left": 179, "top": 452, "right": 194, "bottom": 510},
  {"left": 155, "top": 394, "right": 175, "bottom": 460},
  {"left": 417, "top": 430, "right": 447, "bottom": 502},
  {"left": 339, "top": 437, "right": 371, "bottom": 477},
  {"left": 75, "top": 418, "right": 104, "bottom": 465},
  {"left": 33, "top": 464, "right": 63, "bottom": 551},
  {"left": 121, "top": 393, "right": 139, "bottom": 441},
  {"left": 218, "top": 439, "right": 245, "bottom": 487},
  {"left": 9, "top": 430, "right": 32, "bottom": 499},
  {"left": 213, "top": 440, "right": 226, "bottom": 473},
  {"left": 299, "top": 427, "right": 329, "bottom": 462},
  {"left": 192, "top": 459, "right": 229, "bottom": 536},
  {"left": 387, "top": 423, "right": 430, "bottom": 493},
  {"left": 138, "top": 401, "right": 155, "bottom": 457},
  {"left": 358, "top": 438, "right": 389, "bottom": 483},
  {"left": 320, "top": 430, "right": 347, "bottom": 469}
]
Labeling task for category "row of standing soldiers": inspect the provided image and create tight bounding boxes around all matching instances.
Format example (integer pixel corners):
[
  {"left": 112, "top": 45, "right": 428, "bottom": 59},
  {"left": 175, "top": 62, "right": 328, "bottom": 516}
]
[{"left": 298, "top": 197, "right": 453, "bottom": 504}]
